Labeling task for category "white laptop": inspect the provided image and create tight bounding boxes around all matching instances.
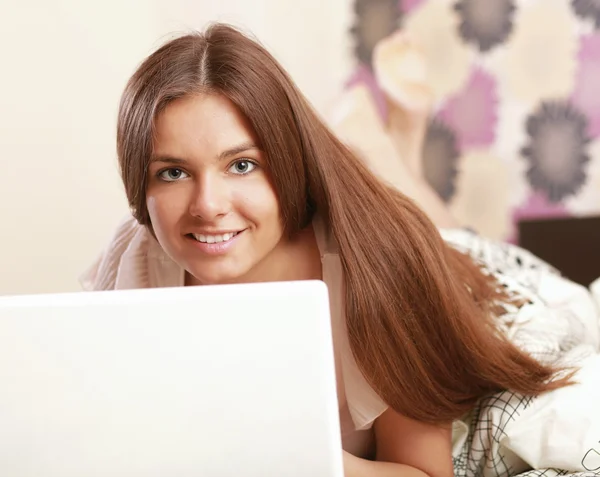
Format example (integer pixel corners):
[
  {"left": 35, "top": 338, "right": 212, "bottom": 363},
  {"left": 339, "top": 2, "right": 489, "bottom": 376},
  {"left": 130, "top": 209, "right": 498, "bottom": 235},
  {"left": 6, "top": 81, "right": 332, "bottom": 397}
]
[{"left": 0, "top": 280, "right": 343, "bottom": 477}]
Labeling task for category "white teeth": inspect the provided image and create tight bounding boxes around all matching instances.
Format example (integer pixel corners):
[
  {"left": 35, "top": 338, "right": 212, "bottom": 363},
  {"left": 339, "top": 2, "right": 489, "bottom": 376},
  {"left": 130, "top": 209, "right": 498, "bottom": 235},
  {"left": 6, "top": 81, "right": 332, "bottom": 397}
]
[{"left": 192, "top": 232, "right": 238, "bottom": 243}]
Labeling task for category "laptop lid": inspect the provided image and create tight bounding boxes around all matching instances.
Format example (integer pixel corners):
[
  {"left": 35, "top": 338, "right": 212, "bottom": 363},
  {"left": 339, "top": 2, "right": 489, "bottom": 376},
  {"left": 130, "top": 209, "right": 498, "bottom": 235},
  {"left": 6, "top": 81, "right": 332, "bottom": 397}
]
[{"left": 0, "top": 280, "right": 343, "bottom": 477}]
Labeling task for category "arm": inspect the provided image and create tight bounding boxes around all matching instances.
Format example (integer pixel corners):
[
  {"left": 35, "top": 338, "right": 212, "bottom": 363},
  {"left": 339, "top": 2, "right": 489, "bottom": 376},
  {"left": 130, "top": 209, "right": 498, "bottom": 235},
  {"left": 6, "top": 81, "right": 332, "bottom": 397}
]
[
  {"left": 343, "top": 451, "right": 429, "bottom": 477},
  {"left": 343, "top": 407, "right": 454, "bottom": 477}
]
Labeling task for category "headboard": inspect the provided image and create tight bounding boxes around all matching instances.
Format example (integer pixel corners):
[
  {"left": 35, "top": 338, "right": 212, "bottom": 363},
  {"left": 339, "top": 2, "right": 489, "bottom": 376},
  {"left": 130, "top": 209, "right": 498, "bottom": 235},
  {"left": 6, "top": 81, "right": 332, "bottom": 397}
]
[{"left": 518, "top": 215, "right": 600, "bottom": 287}]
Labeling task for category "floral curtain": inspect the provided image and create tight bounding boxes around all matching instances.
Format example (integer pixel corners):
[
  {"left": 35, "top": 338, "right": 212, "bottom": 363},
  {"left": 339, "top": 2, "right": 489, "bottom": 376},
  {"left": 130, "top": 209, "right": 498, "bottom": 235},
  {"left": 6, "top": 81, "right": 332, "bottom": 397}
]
[{"left": 348, "top": 0, "right": 600, "bottom": 242}]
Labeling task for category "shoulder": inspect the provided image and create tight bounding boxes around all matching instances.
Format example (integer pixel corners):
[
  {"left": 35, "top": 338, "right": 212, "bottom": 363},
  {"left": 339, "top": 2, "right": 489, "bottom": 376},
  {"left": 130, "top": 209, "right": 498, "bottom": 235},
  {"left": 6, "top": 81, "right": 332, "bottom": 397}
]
[{"left": 79, "top": 215, "right": 149, "bottom": 291}]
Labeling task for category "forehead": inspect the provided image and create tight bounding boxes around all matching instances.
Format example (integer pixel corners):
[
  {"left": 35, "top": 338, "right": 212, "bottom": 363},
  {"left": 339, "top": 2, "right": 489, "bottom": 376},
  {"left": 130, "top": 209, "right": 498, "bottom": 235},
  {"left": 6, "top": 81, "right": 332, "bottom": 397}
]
[{"left": 152, "top": 93, "right": 258, "bottom": 156}]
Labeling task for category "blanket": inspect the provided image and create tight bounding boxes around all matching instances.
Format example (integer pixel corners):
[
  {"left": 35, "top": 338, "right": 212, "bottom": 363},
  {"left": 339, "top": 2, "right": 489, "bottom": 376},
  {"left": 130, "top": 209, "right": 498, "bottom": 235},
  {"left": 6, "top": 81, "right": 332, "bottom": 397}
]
[{"left": 440, "top": 230, "right": 600, "bottom": 477}]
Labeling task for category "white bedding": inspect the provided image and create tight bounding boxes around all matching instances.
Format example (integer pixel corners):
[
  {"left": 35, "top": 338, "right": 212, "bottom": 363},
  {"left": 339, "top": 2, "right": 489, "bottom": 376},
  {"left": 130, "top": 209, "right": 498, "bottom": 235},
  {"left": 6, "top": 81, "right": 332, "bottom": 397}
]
[
  {"left": 440, "top": 229, "right": 600, "bottom": 477},
  {"left": 591, "top": 277, "right": 600, "bottom": 313}
]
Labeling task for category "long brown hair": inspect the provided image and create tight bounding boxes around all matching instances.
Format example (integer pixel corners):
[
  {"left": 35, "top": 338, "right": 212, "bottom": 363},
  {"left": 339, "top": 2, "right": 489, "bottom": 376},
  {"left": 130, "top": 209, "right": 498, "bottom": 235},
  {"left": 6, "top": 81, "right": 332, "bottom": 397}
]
[{"left": 117, "top": 24, "right": 574, "bottom": 423}]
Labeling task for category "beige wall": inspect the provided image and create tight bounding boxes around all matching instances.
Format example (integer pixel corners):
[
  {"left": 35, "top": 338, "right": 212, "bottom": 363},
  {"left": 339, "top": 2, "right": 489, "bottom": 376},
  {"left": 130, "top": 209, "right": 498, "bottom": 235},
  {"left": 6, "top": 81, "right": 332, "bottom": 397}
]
[{"left": 0, "top": 0, "right": 352, "bottom": 295}]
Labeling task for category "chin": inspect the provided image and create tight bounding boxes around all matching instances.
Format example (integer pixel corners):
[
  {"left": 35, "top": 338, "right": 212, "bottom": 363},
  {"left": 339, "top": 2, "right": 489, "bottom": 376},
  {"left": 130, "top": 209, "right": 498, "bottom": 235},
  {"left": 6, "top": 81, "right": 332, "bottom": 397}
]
[{"left": 187, "top": 268, "right": 246, "bottom": 286}]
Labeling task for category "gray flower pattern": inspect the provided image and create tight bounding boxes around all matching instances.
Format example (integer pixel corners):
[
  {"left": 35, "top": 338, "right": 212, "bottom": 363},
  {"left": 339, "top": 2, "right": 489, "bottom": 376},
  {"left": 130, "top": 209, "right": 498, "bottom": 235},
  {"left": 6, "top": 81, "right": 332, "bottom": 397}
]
[
  {"left": 422, "top": 118, "right": 460, "bottom": 202},
  {"left": 350, "top": 0, "right": 402, "bottom": 65},
  {"left": 454, "top": 0, "right": 516, "bottom": 52},
  {"left": 521, "top": 100, "right": 591, "bottom": 202},
  {"left": 572, "top": 0, "right": 600, "bottom": 29}
]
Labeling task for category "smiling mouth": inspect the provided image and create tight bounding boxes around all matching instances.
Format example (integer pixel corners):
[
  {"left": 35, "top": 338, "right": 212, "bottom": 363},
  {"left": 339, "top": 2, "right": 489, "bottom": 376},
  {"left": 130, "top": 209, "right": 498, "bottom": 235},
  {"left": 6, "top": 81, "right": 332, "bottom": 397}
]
[{"left": 186, "top": 230, "right": 243, "bottom": 244}]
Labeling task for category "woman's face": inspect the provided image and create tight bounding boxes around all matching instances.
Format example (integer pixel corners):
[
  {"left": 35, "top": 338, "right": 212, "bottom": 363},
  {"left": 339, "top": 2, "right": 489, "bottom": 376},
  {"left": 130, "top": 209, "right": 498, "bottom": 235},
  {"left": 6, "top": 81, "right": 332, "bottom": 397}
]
[{"left": 146, "top": 93, "right": 286, "bottom": 285}]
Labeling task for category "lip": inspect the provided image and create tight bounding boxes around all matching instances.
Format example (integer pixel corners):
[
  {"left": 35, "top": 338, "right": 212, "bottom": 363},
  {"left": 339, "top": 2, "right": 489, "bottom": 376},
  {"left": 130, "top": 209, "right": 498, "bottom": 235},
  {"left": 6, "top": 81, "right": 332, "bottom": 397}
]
[
  {"left": 186, "top": 229, "right": 243, "bottom": 235},
  {"left": 185, "top": 229, "right": 245, "bottom": 256}
]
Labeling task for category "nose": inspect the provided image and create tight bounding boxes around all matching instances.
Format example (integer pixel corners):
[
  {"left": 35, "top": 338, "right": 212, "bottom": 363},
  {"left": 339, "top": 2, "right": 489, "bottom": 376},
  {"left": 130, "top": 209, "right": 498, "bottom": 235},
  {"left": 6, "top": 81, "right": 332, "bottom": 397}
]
[{"left": 188, "top": 173, "right": 231, "bottom": 221}]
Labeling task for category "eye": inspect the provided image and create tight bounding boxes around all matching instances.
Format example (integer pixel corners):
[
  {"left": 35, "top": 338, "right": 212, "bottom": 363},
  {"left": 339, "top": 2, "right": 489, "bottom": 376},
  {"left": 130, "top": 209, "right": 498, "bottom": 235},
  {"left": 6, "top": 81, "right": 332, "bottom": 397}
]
[
  {"left": 228, "top": 159, "right": 257, "bottom": 175},
  {"left": 158, "top": 168, "right": 189, "bottom": 182}
]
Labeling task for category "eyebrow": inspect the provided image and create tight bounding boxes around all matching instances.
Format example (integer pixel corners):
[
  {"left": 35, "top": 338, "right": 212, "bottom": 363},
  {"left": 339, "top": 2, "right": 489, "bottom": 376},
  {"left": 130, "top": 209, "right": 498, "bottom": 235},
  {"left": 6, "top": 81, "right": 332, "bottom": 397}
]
[
  {"left": 150, "top": 142, "right": 261, "bottom": 164},
  {"left": 218, "top": 142, "right": 261, "bottom": 161}
]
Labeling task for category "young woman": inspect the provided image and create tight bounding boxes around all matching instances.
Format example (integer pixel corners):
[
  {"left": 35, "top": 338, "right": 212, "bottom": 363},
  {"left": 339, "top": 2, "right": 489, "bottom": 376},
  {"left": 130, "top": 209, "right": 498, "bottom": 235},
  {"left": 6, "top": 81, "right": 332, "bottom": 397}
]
[{"left": 83, "top": 24, "right": 586, "bottom": 477}]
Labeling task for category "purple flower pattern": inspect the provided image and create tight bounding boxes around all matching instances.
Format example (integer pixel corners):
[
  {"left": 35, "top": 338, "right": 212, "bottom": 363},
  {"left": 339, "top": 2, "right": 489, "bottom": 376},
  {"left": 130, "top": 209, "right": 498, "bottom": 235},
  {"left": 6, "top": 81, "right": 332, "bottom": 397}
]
[
  {"left": 348, "top": 0, "right": 600, "bottom": 240},
  {"left": 439, "top": 68, "right": 498, "bottom": 150}
]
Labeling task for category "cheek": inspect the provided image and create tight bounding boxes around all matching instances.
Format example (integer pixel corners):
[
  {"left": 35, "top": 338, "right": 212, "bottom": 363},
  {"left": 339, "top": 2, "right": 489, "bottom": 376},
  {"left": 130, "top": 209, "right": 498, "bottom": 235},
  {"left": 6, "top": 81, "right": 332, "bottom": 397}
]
[{"left": 234, "top": 182, "right": 281, "bottom": 223}]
